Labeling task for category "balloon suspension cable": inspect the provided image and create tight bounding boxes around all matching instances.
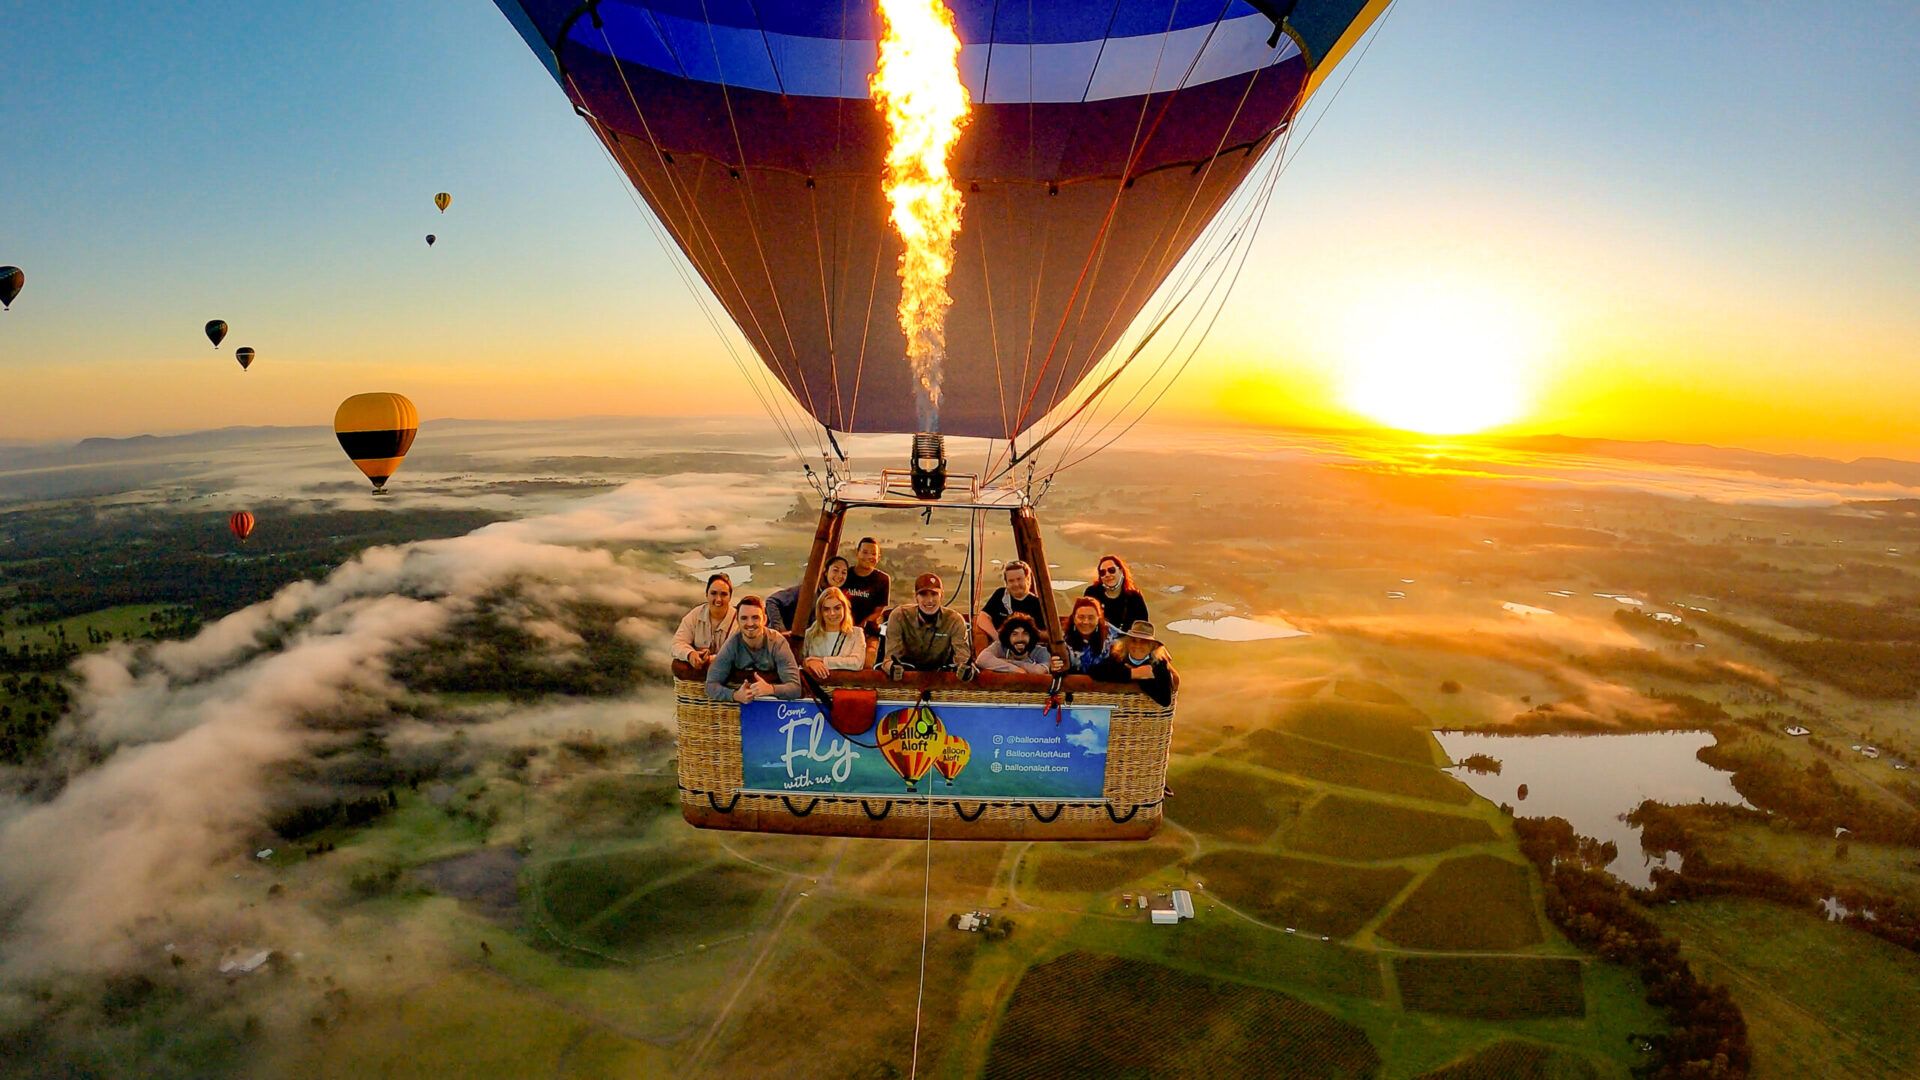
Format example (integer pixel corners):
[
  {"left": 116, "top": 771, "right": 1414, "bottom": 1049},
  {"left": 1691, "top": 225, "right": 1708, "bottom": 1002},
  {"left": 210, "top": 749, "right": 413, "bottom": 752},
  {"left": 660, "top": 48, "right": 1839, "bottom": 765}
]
[
  {"left": 1007, "top": 1, "right": 1401, "bottom": 488},
  {"left": 565, "top": 29, "right": 837, "bottom": 477},
  {"left": 908, "top": 743, "right": 934, "bottom": 1080}
]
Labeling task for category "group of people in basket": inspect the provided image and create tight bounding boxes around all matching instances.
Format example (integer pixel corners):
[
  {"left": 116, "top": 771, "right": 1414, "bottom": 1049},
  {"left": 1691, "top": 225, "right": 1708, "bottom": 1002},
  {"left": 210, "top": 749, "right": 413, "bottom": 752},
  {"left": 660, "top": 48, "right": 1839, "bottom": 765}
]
[{"left": 671, "top": 538, "right": 1179, "bottom": 707}]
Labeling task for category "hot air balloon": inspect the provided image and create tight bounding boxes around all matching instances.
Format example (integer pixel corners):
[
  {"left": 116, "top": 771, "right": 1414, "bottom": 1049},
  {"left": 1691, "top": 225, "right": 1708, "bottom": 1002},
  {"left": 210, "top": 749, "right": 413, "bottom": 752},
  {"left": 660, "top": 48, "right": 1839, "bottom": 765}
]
[
  {"left": 494, "top": 0, "right": 1383, "bottom": 445},
  {"left": 334, "top": 393, "right": 418, "bottom": 494},
  {"left": 933, "top": 734, "right": 971, "bottom": 786},
  {"left": 235, "top": 347, "right": 255, "bottom": 371},
  {"left": 229, "top": 511, "right": 256, "bottom": 542},
  {"left": 507, "top": 1, "right": 1384, "bottom": 840},
  {"left": 434, "top": 192, "right": 452, "bottom": 213},
  {"left": 425, "top": 234, "right": 437, "bottom": 247},
  {"left": 205, "top": 320, "right": 228, "bottom": 348},
  {"left": 0, "top": 266, "right": 23, "bottom": 310},
  {"left": 875, "top": 703, "right": 945, "bottom": 792}
]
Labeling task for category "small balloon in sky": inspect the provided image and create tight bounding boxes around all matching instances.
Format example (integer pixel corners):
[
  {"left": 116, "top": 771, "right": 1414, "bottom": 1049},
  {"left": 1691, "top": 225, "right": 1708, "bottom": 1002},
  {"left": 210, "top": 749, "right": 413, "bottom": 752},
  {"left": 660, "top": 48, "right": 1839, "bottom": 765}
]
[
  {"left": 425, "top": 234, "right": 436, "bottom": 247},
  {"left": 0, "top": 266, "right": 23, "bottom": 310},
  {"left": 205, "top": 320, "right": 228, "bottom": 348},
  {"left": 229, "top": 510, "right": 256, "bottom": 542},
  {"left": 235, "top": 346, "right": 255, "bottom": 371},
  {"left": 434, "top": 192, "right": 451, "bottom": 213}
]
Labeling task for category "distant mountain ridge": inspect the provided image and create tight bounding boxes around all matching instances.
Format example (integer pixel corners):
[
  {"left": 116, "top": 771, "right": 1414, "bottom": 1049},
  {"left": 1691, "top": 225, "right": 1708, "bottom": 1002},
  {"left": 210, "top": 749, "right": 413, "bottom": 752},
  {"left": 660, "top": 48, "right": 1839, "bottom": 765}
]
[
  {"left": 1486, "top": 434, "right": 1920, "bottom": 489},
  {"left": 7, "top": 420, "right": 1920, "bottom": 492}
]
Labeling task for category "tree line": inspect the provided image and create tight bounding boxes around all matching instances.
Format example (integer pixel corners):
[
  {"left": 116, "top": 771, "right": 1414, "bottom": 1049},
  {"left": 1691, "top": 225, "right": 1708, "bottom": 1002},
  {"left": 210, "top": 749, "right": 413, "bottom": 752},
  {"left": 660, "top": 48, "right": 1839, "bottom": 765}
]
[{"left": 1515, "top": 816, "right": 1750, "bottom": 1079}]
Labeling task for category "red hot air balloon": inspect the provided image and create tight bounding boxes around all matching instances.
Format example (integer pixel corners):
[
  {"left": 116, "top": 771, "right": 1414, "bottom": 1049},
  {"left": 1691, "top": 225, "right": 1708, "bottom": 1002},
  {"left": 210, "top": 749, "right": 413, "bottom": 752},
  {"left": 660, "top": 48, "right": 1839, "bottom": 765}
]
[
  {"left": 876, "top": 703, "right": 945, "bottom": 792},
  {"left": 229, "top": 511, "right": 256, "bottom": 542},
  {"left": 933, "top": 734, "right": 971, "bottom": 786}
]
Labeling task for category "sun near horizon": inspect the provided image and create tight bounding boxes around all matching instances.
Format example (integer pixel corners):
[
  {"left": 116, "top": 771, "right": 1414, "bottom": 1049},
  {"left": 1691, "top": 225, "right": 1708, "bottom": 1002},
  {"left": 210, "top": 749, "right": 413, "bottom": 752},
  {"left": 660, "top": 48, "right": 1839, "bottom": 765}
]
[{"left": 1332, "top": 282, "right": 1547, "bottom": 437}]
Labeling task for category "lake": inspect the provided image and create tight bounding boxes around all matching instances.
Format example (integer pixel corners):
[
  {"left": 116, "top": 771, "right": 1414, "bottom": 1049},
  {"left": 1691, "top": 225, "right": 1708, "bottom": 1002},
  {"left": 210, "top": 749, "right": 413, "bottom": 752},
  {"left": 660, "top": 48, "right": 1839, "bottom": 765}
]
[{"left": 1433, "top": 730, "right": 1751, "bottom": 888}]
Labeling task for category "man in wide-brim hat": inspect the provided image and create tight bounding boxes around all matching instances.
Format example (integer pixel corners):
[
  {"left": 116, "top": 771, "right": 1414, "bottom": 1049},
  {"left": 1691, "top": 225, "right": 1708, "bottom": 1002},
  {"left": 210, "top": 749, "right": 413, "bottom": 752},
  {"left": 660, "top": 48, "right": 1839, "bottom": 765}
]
[{"left": 1093, "top": 619, "right": 1180, "bottom": 706}]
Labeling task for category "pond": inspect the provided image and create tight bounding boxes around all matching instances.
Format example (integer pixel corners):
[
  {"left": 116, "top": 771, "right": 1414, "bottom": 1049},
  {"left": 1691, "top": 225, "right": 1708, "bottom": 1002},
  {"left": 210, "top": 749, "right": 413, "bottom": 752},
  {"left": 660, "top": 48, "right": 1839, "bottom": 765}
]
[{"left": 1433, "top": 730, "right": 1751, "bottom": 888}]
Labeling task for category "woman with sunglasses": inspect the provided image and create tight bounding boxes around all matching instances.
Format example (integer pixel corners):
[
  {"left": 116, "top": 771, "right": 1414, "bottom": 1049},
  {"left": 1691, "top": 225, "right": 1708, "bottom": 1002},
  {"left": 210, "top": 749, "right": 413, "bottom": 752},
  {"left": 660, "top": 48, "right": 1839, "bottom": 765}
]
[{"left": 1083, "top": 554, "right": 1148, "bottom": 633}]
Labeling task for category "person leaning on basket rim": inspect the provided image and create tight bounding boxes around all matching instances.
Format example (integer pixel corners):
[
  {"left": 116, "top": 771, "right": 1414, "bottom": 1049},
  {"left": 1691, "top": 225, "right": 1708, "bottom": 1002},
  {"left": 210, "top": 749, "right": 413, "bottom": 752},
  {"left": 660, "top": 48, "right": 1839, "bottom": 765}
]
[
  {"left": 705, "top": 595, "right": 803, "bottom": 703},
  {"left": 884, "top": 572, "right": 974, "bottom": 681},
  {"left": 1090, "top": 619, "right": 1179, "bottom": 706}
]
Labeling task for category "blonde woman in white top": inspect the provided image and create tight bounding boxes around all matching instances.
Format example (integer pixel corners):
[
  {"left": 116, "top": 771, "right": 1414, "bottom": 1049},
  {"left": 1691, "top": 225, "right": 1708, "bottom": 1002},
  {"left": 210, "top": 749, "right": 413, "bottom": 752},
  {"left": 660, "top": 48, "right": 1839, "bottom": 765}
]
[
  {"left": 801, "top": 586, "right": 866, "bottom": 680},
  {"left": 672, "top": 573, "right": 736, "bottom": 666}
]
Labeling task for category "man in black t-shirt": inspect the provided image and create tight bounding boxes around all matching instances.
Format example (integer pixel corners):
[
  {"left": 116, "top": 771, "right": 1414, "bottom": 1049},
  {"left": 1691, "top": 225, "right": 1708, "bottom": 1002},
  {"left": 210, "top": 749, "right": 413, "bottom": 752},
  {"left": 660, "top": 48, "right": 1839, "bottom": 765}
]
[
  {"left": 974, "top": 559, "right": 1048, "bottom": 651},
  {"left": 841, "top": 536, "right": 891, "bottom": 662}
]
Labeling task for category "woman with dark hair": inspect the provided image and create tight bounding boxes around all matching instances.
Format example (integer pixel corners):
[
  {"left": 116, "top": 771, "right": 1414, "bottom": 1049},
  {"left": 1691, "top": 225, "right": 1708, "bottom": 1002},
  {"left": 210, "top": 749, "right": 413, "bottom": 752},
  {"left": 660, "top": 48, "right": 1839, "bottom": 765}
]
[
  {"left": 672, "top": 572, "right": 736, "bottom": 667},
  {"left": 1083, "top": 554, "right": 1148, "bottom": 631},
  {"left": 976, "top": 612, "right": 1051, "bottom": 675},
  {"left": 1055, "top": 596, "right": 1117, "bottom": 674}
]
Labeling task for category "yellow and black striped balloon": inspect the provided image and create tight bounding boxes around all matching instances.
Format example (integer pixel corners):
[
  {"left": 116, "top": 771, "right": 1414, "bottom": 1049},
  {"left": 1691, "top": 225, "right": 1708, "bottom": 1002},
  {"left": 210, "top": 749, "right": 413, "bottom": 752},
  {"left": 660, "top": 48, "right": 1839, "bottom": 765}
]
[{"left": 334, "top": 393, "right": 418, "bottom": 493}]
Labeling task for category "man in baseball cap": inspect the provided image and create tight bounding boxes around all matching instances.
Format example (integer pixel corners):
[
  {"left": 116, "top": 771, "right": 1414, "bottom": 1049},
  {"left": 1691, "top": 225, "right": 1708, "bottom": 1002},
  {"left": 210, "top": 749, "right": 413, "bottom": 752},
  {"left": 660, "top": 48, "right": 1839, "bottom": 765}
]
[{"left": 884, "top": 572, "right": 974, "bottom": 679}]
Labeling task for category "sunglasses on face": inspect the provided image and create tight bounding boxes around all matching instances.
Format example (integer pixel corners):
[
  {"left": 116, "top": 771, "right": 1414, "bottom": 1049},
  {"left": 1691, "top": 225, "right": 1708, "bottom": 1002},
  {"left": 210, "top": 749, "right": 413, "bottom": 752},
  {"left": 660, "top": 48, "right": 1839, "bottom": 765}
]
[
  {"left": 1100, "top": 567, "right": 1119, "bottom": 576},
  {"left": 917, "top": 589, "right": 940, "bottom": 597}
]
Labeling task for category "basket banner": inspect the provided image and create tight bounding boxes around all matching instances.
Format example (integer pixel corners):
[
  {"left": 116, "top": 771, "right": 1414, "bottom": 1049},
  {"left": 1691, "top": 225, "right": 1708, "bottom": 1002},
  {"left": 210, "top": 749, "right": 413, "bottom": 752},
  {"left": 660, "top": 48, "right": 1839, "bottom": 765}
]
[{"left": 740, "top": 699, "right": 1111, "bottom": 799}]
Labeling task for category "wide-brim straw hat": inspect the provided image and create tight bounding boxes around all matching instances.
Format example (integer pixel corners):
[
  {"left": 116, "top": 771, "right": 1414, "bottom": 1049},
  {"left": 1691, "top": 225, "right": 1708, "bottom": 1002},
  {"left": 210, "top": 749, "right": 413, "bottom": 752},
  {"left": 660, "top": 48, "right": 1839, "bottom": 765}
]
[{"left": 1120, "top": 620, "right": 1161, "bottom": 645}]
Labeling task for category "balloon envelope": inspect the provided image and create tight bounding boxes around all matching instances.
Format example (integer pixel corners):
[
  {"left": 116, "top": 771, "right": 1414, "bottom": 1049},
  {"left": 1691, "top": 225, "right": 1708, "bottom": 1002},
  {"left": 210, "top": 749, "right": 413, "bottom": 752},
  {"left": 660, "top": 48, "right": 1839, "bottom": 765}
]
[
  {"left": 0, "top": 266, "right": 22, "bottom": 310},
  {"left": 228, "top": 511, "right": 256, "bottom": 541},
  {"left": 334, "top": 392, "right": 419, "bottom": 492},
  {"left": 235, "top": 347, "right": 255, "bottom": 371},
  {"left": 876, "top": 703, "right": 944, "bottom": 791},
  {"left": 425, "top": 234, "right": 437, "bottom": 247},
  {"left": 493, "top": 0, "right": 1385, "bottom": 438},
  {"left": 434, "top": 192, "right": 452, "bottom": 213},
  {"left": 205, "top": 320, "right": 228, "bottom": 348}
]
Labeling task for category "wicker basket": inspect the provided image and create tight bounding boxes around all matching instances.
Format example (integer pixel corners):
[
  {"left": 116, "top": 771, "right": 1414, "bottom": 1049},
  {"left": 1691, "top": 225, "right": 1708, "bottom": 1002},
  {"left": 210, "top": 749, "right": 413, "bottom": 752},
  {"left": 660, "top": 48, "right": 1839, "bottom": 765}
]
[{"left": 673, "top": 673, "right": 1173, "bottom": 841}]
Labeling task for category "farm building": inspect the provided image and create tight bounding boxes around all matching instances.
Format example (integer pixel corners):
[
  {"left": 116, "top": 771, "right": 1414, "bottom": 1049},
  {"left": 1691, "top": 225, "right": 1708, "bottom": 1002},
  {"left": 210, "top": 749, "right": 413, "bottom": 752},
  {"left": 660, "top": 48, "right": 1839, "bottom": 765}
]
[{"left": 1149, "top": 890, "right": 1196, "bottom": 925}]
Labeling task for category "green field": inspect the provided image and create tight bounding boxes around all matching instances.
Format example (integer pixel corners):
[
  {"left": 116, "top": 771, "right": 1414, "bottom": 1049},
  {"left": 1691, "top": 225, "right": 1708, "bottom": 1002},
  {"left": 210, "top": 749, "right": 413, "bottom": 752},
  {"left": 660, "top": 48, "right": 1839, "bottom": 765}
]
[
  {"left": 1395, "top": 956, "right": 1587, "bottom": 1020},
  {"left": 1654, "top": 898, "right": 1920, "bottom": 1079},
  {"left": 1288, "top": 796, "right": 1498, "bottom": 861},
  {"left": 1377, "top": 854, "right": 1544, "bottom": 951},
  {"left": 1024, "top": 835, "right": 1187, "bottom": 893},
  {"left": 1232, "top": 729, "right": 1475, "bottom": 805},
  {"left": 1274, "top": 699, "right": 1440, "bottom": 764},
  {"left": 1415, "top": 1040, "right": 1600, "bottom": 1079},
  {"left": 1191, "top": 849, "right": 1413, "bottom": 938},
  {"left": 532, "top": 845, "right": 773, "bottom": 958},
  {"left": 983, "top": 952, "right": 1380, "bottom": 1079},
  {"left": 1164, "top": 762, "right": 1311, "bottom": 843}
]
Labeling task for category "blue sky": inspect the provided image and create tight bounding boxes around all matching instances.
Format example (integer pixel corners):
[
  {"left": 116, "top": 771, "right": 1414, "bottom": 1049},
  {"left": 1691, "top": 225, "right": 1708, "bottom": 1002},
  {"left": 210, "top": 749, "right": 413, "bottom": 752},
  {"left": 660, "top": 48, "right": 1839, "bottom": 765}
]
[{"left": 3, "top": 1, "right": 1916, "bottom": 454}]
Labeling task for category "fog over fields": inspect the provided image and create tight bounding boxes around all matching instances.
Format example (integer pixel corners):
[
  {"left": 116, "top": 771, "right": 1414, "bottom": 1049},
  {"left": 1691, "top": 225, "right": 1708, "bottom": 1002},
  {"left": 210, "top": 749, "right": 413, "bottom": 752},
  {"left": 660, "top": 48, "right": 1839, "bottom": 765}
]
[{"left": 3, "top": 418, "right": 1918, "bottom": 1078}]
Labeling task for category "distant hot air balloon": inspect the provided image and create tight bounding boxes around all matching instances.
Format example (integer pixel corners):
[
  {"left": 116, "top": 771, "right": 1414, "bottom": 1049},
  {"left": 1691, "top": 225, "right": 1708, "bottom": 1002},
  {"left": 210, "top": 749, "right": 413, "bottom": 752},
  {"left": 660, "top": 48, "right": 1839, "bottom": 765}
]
[
  {"left": 425, "top": 234, "right": 436, "bottom": 247},
  {"left": 0, "top": 266, "right": 23, "bottom": 310},
  {"left": 334, "top": 392, "right": 419, "bottom": 494},
  {"left": 205, "top": 320, "right": 228, "bottom": 348},
  {"left": 235, "top": 347, "right": 255, "bottom": 371},
  {"left": 434, "top": 192, "right": 451, "bottom": 213},
  {"left": 934, "top": 734, "right": 971, "bottom": 786},
  {"left": 228, "top": 511, "right": 256, "bottom": 542},
  {"left": 876, "top": 703, "right": 945, "bottom": 792}
]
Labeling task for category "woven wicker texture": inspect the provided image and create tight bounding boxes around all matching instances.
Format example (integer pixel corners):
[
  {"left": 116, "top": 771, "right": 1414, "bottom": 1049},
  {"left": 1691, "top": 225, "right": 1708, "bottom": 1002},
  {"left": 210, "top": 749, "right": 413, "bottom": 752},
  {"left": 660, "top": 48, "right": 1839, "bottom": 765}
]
[{"left": 673, "top": 678, "right": 1172, "bottom": 840}]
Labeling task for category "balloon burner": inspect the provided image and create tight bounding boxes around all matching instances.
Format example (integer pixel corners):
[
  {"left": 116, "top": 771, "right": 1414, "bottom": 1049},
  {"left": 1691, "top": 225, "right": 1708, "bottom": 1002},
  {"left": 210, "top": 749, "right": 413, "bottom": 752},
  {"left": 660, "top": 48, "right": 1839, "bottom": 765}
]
[{"left": 911, "top": 432, "right": 947, "bottom": 500}]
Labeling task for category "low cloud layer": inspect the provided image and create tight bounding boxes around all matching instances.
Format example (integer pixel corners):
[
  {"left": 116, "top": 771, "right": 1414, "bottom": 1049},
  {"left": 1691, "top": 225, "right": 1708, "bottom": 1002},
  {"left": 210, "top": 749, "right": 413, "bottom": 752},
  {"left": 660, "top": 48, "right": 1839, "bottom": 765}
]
[{"left": 0, "top": 473, "right": 790, "bottom": 981}]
